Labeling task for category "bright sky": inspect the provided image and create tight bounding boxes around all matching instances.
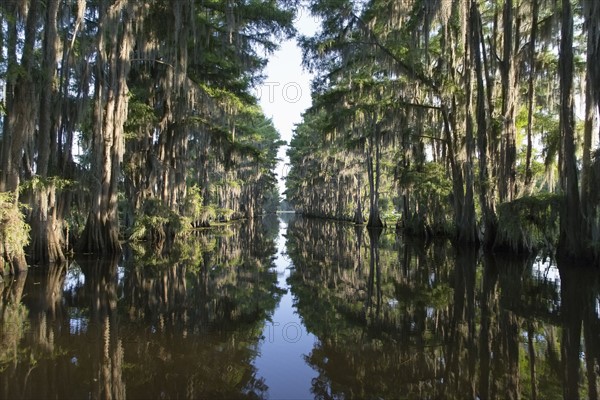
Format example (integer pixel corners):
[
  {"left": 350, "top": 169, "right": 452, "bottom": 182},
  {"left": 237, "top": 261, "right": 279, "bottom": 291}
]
[{"left": 258, "top": 7, "right": 319, "bottom": 195}]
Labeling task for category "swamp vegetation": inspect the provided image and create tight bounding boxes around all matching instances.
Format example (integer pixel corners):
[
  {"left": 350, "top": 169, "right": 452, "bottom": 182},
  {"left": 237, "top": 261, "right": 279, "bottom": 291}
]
[
  {"left": 0, "top": 0, "right": 598, "bottom": 270},
  {"left": 0, "top": 1, "right": 599, "bottom": 397},
  {"left": 286, "top": 0, "right": 600, "bottom": 263},
  {"left": 0, "top": 0, "right": 294, "bottom": 272}
]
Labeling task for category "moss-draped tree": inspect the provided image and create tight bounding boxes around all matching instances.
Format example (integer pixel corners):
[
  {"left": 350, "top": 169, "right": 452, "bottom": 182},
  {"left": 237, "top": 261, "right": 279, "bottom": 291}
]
[
  {"left": 0, "top": 0, "right": 296, "bottom": 266},
  {"left": 287, "top": 0, "right": 600, "bottom": 262}
]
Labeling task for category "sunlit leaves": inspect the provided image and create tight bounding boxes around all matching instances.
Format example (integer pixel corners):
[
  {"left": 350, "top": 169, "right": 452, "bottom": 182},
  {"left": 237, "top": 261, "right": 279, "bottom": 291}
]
[{"left": 0, "top": 193, "right": 30, "bottom": 270}]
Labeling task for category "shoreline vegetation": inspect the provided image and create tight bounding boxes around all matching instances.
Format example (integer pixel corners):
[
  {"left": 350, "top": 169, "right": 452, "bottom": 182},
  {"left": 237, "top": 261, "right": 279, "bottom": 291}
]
[
  {"left": 1, "top": 0, "right": 599, "bottom": 272},
  {"left": 285, "top": 0, "right": 600, "bottom": 266},
  {"left": 288, "top": 191, "right": 569, "bottom": 260},
  {"left": 0, "top": 0, "right": 294, "bottom": 273}
]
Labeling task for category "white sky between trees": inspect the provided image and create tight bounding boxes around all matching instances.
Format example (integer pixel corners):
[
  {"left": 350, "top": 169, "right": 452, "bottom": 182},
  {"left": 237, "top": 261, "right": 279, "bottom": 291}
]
[{"left": 258, "top": 6, "right": 319, "bottom": 196}]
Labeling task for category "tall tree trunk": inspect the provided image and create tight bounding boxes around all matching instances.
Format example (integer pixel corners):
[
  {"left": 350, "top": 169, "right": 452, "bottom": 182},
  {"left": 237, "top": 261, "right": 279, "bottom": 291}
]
[
  {"left": 442, "top": 0, "right": 477, "bottom": 244},
  {"left": 581, "top": 71, "right": 594, "bottom": 234},
  {"left": 78, "top": 0, "right": 141, "bottom": 254},
  {"left": 462, "top": 19, "right": 477, "bottom": 245},
  {"left": 557, "top": 0, "right": 584, "bottom": 258},
  {"left": 354, "top": 173, "right": 364, "bottom": 224},
  {"left": 367, "top": 126, "right": 383, "bottom": 228},
  {"left": 581, "top": 0, "right": 600, "bottom": 258},
  {"left": 583, "top": 0, "right": 600, "bottom": 139},
  {"left": 449, "top": 0, "right": 477, "bottom": 245},
  {"left": 471, "top": 1, "right": 497, "bottom": 248},
  {"left": 499, "top": 0, "right": 518, "bottom": 202},
  {"left": 524, "top": 0, "right": 539, "bottom": 192},
  {"left": 0, "top": 0, "right": 39, "bottom": 193},
  {"left": 0, "top": 5, "right": 16, "bottom": 193},
  {"left": 0, "top": 1, "right": 39, "bottom": 272},
  {"left": 155, "top": 1, "right": 192, "bottom": 215},
  {"left": 442, "top": 106, "right": 466, "bottom": 241},
  {"left": 29, "top": 0, "right": 65, "bottom": 263}
]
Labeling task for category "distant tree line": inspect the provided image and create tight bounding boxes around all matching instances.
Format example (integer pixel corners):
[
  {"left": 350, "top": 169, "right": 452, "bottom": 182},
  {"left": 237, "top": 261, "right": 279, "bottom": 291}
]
[
  {"left": 286, "top": 0, "right": 600, "bottom": 263},
  {"left": 0, "top": 0, "right": 297, "bottom": 273}
]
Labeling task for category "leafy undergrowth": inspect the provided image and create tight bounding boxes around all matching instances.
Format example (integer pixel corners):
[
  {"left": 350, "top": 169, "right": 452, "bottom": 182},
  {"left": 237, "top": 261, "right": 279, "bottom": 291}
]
[{"left": 495, "top": 193, "right": 562, "bottom": 254}]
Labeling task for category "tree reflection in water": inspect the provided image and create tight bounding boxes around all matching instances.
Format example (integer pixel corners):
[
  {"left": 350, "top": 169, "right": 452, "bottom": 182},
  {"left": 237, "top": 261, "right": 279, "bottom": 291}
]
[
  {"left": 286, "top": 217, "right": 600, "bottom": 400},
  {"left": 0, "top": 216, "right": 282, "bottom": 399},
  {"left": 0, "top": 216, "right": 598, "bottom": 399}
]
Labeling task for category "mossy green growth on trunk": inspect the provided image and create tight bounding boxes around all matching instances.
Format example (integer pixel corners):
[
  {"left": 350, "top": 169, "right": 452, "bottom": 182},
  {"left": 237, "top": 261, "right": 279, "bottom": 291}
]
[
  {"left": 128, "top": 198, "right": 187, "bottom": 252},
  {"left": 0, "top": 193, "right": 30, "bottom": 274},
  {"left": 495, "top": 193, "right": 562, "bottom": 254}
]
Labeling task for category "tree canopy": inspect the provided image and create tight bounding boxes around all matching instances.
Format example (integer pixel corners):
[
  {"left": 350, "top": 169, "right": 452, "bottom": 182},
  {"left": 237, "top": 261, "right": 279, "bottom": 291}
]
[
  {"left": 0, "top": 0, "right": 296, "bottom": 270},
  {"left": 286, "top": 0, "right": 600, "bottom": 262}
]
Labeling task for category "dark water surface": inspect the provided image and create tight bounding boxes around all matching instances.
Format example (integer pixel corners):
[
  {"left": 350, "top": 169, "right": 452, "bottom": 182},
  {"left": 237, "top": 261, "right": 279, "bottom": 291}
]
[{"left": 1, "top": 215, "right": 599, "bottom": 399}]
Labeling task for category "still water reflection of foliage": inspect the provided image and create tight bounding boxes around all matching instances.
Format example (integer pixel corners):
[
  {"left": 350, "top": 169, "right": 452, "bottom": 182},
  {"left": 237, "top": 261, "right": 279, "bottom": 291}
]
[
  {"left": 0, "top": 216, "right": 282, "bottom": 399},
  {"left": 1, "top": 216, "right": 599, "bottom": 400},
  {"left": 285, "top": 217, "right": 600, "bottom": 400}
]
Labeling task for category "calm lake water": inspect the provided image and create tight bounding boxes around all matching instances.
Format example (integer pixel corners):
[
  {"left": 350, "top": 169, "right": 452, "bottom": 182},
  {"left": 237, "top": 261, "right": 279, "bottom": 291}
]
[{"left": 1, "top": 214, "right": 599, "bottom": 399}]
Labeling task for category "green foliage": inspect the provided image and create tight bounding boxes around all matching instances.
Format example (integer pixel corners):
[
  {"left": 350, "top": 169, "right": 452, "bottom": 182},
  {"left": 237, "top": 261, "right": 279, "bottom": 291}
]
[
  {"left": 183, "top": 185, "right": 205, "bottom": 222},
  {"left": 217, "top": 207, "right": 235, "bottom": 221},
  {"left": 124, "top": 91, "right": 157, "bottom": 139},
  {"left": 397, "top": 162, "right": 454, "bottom": 235},
  {"left": 0, "top": 193, "right": 30, "bottom": 270},
  {"left": 398, "top": 162, "right": 452, "bottom": 198},
  {"left": 21, "top": 176, "right": 74, "bottom": 191},
  {"left": 536, "top": 111, "right": 561, "bottom": 169},
  {"left": 262, "top": 186, "right": 280, "bottom": 214},
  {"left": 129, "top": 199, "right": 185, "bottom": 242},
  {"left": 199, "top": 205, "right": 218, "bottom": 224},
  {"left": 64, "top": 189, "right": 88, "bottom": 240},
  {"left": 495, "top": 193, "right": 562, "bottom": 253},
  {"left": 197, "top": 82, "right": 246, "bottom": 111},
  {"left": 0, "top": 300, "right": 29, "bottom": 370}
]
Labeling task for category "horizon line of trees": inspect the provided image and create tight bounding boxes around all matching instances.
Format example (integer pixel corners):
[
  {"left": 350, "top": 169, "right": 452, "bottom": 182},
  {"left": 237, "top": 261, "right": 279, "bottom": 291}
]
[
  {"left": 285, "top": 0, "right": 600, "bottom": 263},
  {"left": 0, "top": 0, "right": 298, "bottom": 274}
]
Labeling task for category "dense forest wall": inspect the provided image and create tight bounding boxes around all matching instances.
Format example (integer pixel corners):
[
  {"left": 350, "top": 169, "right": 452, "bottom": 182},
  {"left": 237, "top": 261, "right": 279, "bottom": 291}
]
[
  {"left": 0, "top": 0, "right": 296, "bottom": 269},
  {"left": 286, "top": 0, "right": 600, "bottom": 263}
]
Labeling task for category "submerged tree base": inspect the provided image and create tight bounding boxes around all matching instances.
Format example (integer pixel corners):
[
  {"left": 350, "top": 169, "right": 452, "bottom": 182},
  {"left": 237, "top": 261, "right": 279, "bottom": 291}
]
[
  {"left": 77, "top": 214, "right": 122, "bottom": 255},
  {"left": 294, "top": 189, "right": 600, "bottom": 266}
]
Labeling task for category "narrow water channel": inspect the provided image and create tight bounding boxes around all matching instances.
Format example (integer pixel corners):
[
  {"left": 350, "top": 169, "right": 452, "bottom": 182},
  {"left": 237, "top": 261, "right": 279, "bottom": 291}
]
[{"left": 254, "top": 216, "right": 318, "bottom": 399}]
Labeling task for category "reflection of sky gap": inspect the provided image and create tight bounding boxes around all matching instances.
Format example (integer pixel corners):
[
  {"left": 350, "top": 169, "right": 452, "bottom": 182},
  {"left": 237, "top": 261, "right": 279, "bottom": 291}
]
[
  {"left": 69, "top": 311, "right": 88, "bottom": 335},
  {"left": 531, "top": 257, "right": 562, "bottom": 311},
  {"left": 254, "top": 217, "right": 318, "bottom": 400},
  {"left": 117, "top": 265, "right": 125, "bottom": 285},
  {"left": 64, "top": 262, "right": 89, "bottom": 336},
  {"left": 64, "top": 261, "right": 85, "bottom": 295},
  {"left": 531, "top": 257, "right": 560, "bottom": 284}
]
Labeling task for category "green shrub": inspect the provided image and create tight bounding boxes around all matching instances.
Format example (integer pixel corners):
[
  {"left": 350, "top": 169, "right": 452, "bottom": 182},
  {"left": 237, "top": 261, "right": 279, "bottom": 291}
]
[
  {"left": 0, "top": 300, "right": 29, "bottom": 369},
  {"left": 0, "top": 193, "right": 30, "bottom": 274},
  {"left": 129, "top": 198, "right": 184, "bottom": 244},
  {"left": 495, "top": 193, "right": 562, "bottom": 253},
  {"left": 184, "top": 185, "right": 217, "bottom": 226},
  {"left": 397, "top": 162, "right": 454, "bottom": 236}
]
